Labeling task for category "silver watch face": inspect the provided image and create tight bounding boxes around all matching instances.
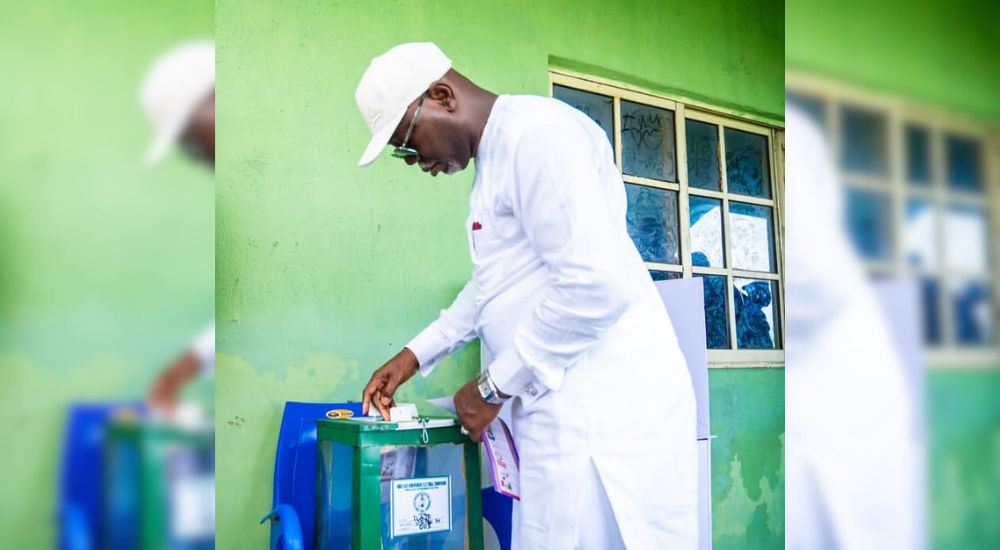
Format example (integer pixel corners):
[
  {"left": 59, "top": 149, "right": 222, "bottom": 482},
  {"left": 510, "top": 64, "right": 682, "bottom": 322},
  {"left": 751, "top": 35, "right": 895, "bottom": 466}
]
[{"left": 477, "top": 378, "right": 493, "bottom": 401}]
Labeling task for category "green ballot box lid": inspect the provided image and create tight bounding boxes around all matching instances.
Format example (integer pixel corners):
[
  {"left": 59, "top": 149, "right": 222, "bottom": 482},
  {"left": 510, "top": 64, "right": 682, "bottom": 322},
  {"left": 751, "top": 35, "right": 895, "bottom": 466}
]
[
  {"left": 316, "top": 416, "right": 467, "bottom": 448},
  {"left": 106, "top": 417, "right": 214, "bottom": 446}
]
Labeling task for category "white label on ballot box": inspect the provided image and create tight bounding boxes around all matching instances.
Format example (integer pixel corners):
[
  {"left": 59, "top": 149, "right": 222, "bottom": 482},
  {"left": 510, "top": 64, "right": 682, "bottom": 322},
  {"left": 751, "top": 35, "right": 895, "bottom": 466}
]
[
  {"left": 171, "top": 474, "right": 215, "bottom": 539},
  {"left": 390, "top": 476, "right": 452, "bottom": 537}
]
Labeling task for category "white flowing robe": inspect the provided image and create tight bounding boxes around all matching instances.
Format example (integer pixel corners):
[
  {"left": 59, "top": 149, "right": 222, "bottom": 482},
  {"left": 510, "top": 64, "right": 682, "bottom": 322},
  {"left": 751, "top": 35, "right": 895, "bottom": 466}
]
[{"left": 408, "top": 95, "right": 698, "bottom": 549}]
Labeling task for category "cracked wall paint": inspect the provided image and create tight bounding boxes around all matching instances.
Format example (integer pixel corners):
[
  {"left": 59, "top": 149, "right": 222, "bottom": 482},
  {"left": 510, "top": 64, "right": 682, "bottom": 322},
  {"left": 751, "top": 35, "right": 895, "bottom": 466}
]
[{"left": 709, "top": 368, "right": 785, "bottom": 549}]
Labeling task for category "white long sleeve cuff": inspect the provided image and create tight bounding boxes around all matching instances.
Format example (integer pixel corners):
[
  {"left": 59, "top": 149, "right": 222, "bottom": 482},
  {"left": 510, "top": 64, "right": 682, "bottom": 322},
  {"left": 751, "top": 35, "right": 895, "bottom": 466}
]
[{"left": 487, "top": 348, "right": 549, "bottom": 408}]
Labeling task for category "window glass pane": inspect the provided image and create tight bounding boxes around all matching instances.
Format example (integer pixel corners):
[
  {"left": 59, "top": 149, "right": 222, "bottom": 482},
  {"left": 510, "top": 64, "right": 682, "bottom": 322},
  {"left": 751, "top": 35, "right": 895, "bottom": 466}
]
[
  {"left": 685, "top": 119, "right": 720, "bottom": 191},
  {"left": 625, "top": 184, "right": 679, "bottom": 264},
  {"left": 920, "top": 278, "right": 942, "bottom": 346},
  {"left": 695, "top": 275, "right": 729, "bottom": 349},
  {"left": 553, "top": 85, "right": 613, "bottom": 148},
  {"left": 734, "top": 278, "right": 781, "bottom": 349},
  {"left": 786, "top": 91, "right": 826, "bottom": 129},
  {"left": 724, "top": 128, "right": 771, "bottom": 198},
  {"left": 949, "top": 280, "right": 994, "bottom": 345},
  {"left": 621, "top": 100, "right": 676, "bottom": 182},
  {"left": 845, "top": 188, "right": 893, "bottom": 261},
  {"left": 905, "top": 125, "right": 931, "bottom": 186},
  {"left": 943, "top": 204, "right": 989, "bottom": 273},
  {"left": 904, "top": 198, "right": 938, "bottom": 269},
  {"left": 729, "top": 201, "right": 776, "bottom": 272},
  {"left": 945, "top": 134, "right": 983, "bottom": 192},
  {"left": 689, "top": 196, "right": 724, "bottom": 268},
  {"left": 840, "top": 105, "right": 888, "bottom": 176},
  {"left": 650, "top": 270, "right": 681, "bottom": 281}
]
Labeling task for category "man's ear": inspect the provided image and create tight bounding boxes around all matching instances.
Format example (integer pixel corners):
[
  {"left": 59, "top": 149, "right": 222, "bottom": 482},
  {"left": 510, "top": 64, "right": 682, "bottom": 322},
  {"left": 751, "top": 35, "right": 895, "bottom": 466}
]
[{"left": 428, "top": 81, "right": 457, "bottom": 113}]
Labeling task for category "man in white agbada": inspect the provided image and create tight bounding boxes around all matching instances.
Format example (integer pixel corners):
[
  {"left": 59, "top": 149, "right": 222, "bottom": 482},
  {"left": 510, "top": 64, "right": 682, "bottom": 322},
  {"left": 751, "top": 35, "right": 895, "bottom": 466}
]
[
  {"left": 785, "top": 107, "right": 923, "bottom": 549},
  {"left": 357, "top": 42, "right": 698, "bottom": 549},
  {"left": 140, "top": 41, "right": 217, "bottom": 412}
]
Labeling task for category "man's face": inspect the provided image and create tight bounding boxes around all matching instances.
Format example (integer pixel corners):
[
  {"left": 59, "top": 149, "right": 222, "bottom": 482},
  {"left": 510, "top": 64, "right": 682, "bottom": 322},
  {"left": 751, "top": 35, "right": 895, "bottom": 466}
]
[
  {"left": 388, "top": 90, "right": 471, "bottom": 177},
  {"left": 181, "top": 91, "right": 215, "bottom": 168}
]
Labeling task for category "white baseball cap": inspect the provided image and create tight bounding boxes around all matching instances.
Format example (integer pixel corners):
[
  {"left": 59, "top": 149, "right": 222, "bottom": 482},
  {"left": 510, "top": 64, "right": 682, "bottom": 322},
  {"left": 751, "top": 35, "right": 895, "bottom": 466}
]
[
  {"left": 140, "top": 41, "right": 215, "bottom": 166},
  {"left": 355, "top": 42, "right": 452, "bottom": 167}
]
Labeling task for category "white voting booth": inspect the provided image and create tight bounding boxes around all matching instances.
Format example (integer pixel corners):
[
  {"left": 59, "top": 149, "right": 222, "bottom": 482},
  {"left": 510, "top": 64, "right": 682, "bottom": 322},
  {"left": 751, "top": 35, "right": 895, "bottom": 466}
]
[{"left": 655, "top": 277, "right": 714, "bottom": 550}]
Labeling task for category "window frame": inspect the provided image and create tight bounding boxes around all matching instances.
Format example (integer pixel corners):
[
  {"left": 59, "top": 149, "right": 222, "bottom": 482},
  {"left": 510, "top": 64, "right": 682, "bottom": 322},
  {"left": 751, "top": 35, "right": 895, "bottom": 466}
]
[
  {"left": 550, "top": 70, "right": 786, "bottom": 368},
  {"left": 786, "top": 71, "right": 1000, "bottom": 368}
]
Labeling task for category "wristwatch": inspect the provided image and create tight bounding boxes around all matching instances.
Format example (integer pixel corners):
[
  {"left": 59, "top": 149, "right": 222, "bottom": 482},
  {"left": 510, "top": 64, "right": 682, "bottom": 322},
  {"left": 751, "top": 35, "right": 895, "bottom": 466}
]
[{"left": 477, "top": 369, "right": 509, "bottom": 405}]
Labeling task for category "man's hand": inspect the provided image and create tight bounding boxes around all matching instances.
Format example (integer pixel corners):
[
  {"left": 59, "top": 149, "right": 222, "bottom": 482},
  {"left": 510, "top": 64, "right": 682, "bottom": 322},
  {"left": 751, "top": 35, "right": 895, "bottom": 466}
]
[
  {"left": 148, "top": 352, "right": 200, "bottom": 414},
  {"left": 454, "top": 376, "right": 502, "bottom": 442},
  {"left": 362, "top": 348, "right": 419, "bottom": 419}
]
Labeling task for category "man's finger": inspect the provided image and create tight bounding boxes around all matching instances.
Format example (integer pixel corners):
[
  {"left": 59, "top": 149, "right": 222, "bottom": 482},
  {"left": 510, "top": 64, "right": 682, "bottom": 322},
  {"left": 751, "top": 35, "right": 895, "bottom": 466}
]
[
  {"left": 149, "top": 395, "right": 176, "bottom": 417},
  {"left": 376, "top": 401, "right": 392, "bottom": 421},
  {"left": 378, "top": 394, "right": 395, "bottom": 418},
  {"left": 382, "top": 377, "right": 402, "bottom": 401},
  {"left": 361, "top": 376, "right": 385, "bottom": 415},
  {"left": 372, "top": 390, "right": 391, "bottom": 420}
]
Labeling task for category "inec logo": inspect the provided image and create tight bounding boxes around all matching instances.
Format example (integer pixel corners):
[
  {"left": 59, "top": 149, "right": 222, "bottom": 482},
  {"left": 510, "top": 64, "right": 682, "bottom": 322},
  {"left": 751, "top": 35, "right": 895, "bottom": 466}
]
[
  {"left": 413, "top": 491, "right": 432, "bottom": 530},
  {"left": 413, "top": 491, "right": 432, "bottom": 512}
]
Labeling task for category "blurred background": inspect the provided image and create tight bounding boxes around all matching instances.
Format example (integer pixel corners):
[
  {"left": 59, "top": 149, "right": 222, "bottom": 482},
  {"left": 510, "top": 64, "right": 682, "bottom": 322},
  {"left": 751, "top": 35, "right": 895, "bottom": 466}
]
[
  {"left": 0, "top": 0, "right": 214, "bottom": 547},
  {"left": 786, "top": 0, "right": 998, "bottom": 548}
]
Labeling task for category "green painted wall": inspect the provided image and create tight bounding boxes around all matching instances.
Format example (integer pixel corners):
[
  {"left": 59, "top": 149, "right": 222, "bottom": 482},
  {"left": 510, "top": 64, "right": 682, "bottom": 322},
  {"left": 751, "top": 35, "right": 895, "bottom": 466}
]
[
  {"left": 709, "top": 368, "right": 785, "bottom": 549},
  {"left": 216, "top": 0, "right": 783, "bottom": 547},
  {"left": 0, "top": 1, "right": 214, "bottom": 547},
  {"left": 786, "top": 0, "right": 1000, "bottom": 120}
]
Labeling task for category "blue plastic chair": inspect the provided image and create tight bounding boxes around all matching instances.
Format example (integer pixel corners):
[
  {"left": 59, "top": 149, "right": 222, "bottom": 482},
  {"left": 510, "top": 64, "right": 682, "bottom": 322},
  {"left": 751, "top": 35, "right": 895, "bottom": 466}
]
[
  {"left": 261, "top": 401, "right": 364, "bottom": 549},
  {"left": 58, "top": 402, "right": 143, "bottom": 550}
]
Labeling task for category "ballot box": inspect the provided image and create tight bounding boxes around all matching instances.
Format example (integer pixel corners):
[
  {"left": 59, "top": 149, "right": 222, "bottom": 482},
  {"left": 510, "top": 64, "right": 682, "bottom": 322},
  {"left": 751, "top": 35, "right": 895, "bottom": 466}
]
[
  {"left": 315, "top": 416, "right": 484, "bottom": 549},
  {"left": 103, "top": 417, "right": 215, "bottom": 550}
]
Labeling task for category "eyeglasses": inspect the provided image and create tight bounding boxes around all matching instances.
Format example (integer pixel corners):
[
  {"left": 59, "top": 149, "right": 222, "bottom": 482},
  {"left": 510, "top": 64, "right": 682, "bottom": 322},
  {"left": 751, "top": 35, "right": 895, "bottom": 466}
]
[
  {"left": 180, "top": 128, "right": 208, "bottom": 161},
  {"left": 391, "top": 94, "right": 425, "bottom": 159}
]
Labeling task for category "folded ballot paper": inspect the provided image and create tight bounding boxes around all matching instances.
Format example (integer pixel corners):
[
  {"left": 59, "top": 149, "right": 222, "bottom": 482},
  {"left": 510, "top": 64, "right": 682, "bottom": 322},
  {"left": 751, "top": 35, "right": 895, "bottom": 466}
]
[
  {"left": 357, "top": 402, "right": 455, "bottom": 429},
  {"left": 428, "top": 396, "right": 520, "bottom": 500}
]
